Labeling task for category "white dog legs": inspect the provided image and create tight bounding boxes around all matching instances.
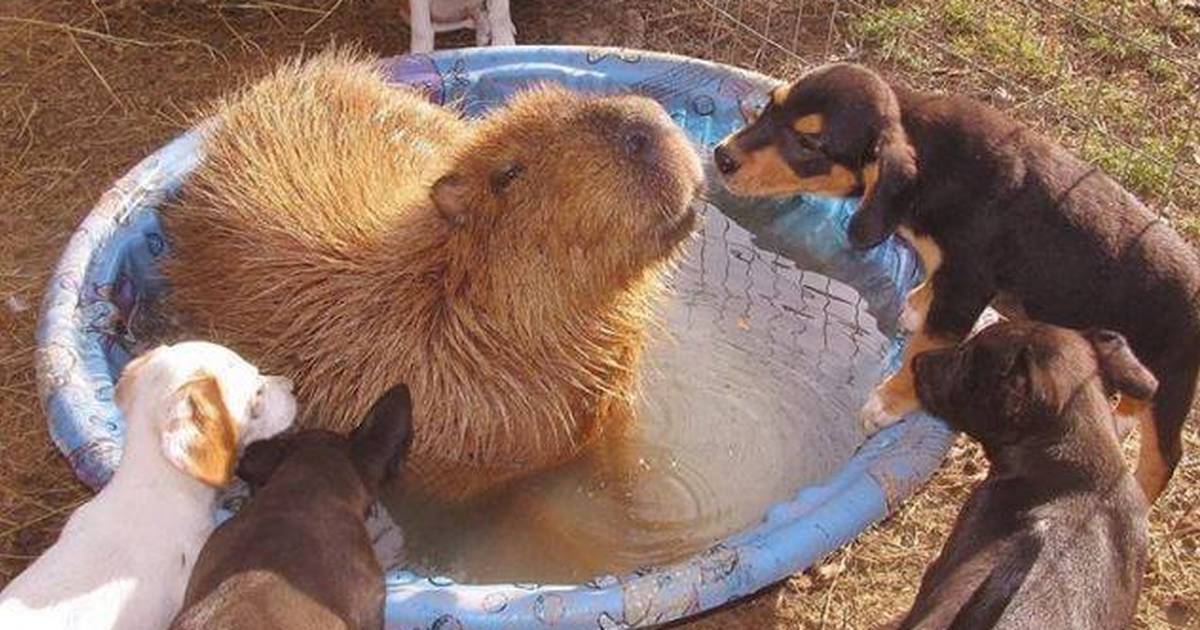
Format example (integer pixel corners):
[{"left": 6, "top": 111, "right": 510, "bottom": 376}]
[
  {"left": 408, "top": 0, "right": 436, "bottom": 53},
  {"left": 486, "top": 0, "right": 516, "bottom": 46}
]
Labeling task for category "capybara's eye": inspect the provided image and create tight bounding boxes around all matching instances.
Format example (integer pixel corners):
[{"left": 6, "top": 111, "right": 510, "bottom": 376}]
[
  {"left": 625, "top": 131, "right": 649, "bottom": 157},
  {"left": 489, "top": 163, "right": 526, "bottom": 194}
]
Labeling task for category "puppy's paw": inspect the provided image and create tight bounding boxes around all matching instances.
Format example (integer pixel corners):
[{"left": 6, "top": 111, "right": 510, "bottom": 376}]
[
  {"left": 860, "top": 390, "right": 902, "bottom": 434},
  {"left": 898, "top": 302, "right": 922, "bottom": 334},
  {"left": 410, "top": 34, "right": 435, "bottom": 54},
  {"left": 490, "top": 26, "right": 516, "bottom": 46}
]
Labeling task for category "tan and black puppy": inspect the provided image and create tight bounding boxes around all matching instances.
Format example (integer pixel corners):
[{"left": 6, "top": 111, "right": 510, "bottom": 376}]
[
  {"left": 898, "top": 322, "right": 1152, "bottom": 630},
  {"left": 713, "top": 63, "right": 1200, "bottom": 501},
  {"left": 170, "top": 384, "right": 414, "bottom": 630}
]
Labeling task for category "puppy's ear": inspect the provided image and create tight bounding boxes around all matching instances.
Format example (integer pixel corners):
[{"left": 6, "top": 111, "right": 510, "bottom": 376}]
[
  {"left": 432, "top": 173, "right": 470, "bottom": 226},
  {"left": 160, "top": 375, "right": 239, "bottom": 487},
  {"left": 1085, "top": 329, "right": 1158, "bottom": 401},
  {"left": 847, "top": 123, "right": 918, "bottom": 250},
  {"left": 235, "top": 438, "right": 290, "bottom": 490},
  {"left": 997, "top": 344, "right": 1056, "bottom": 419},
  {"left": 350, "top": 384, "right": 415, "bottom": 490}
]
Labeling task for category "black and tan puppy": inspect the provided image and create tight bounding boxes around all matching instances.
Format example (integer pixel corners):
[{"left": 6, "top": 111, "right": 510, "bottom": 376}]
[
  {"left": 170, "top": 384, "right": 415, "bottom": 630},
  {"left": 898, "top": 321, "right": 1152, "bottom": 629},
  {"left": 713, "top": 63, "right": 1200, "bottom": 501}
]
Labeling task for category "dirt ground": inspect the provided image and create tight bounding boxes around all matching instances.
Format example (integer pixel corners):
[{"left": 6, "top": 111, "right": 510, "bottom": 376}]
[{"left": 1, "top": 1, "right": 1197, "bottom": 628}]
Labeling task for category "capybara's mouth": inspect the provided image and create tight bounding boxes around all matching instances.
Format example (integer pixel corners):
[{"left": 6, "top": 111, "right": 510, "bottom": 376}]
[{"left": 656, "top": 197, "right": 702, "bottom": 247}]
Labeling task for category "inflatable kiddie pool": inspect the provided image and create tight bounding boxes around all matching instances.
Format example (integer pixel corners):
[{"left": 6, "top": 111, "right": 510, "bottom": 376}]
[{"left": 36, "top": 47, "right": 953, "bottom": 629}]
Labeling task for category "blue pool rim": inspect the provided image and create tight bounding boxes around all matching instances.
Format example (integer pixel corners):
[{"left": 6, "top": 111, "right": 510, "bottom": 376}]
[{"left": 34, "top": 46, "right": 954, "bottom": 629}]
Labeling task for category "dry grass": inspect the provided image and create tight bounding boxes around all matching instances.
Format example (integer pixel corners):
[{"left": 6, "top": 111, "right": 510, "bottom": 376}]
[{"left": 0, "top": 0, "right": 1196, "bottom": 627}]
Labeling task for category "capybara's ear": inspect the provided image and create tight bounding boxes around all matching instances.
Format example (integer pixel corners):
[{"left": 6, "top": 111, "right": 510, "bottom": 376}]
[
  {"left": 1085, "top": 328, "right": 1158, "bottom": 401},
  {"left": 160, "top": 374, "right": 239, "bottom": 487},
  {"left": 235, "top": 438, "right": 291, "bottom": 490},
  {"left": 847, "top": 124, "right": 917, "bottom": 250},
  {"left": 432, "top": 173, "right": 470, "bottom": 226},
  {"left": 350, "top": 384, "right": 415, "bottom": 489}
]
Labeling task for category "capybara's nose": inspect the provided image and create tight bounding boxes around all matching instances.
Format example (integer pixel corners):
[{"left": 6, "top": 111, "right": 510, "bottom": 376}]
[{"left": 714, "top": 144, "right": 739, "bottom": 175}]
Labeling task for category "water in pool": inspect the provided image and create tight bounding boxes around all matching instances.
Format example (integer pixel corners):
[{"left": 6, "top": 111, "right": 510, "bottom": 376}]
[{"left": 382, "top": 201, "right": 890, "bottom": 584}]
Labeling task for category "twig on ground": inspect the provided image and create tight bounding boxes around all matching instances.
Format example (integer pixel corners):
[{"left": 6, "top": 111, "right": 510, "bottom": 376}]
[
  {"left": 0, "top": 16, "right": 227, "bottom": 63},
  {"left": 0, "top": 498, "right": 86, "bottom": 540},
  {"left": 304, "top": 0, "right": 347, "bottom": 35},
  {"left": 68, "top": 32, "right": 126, "bottom": 114}
]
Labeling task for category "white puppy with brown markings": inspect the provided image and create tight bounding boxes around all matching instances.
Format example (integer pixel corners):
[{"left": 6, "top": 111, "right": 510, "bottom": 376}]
[
  {"left": 0, "top": 342, "right": 296, "bottom": 630},
  {"left": 402, "top": 0, "right": 516, "bottom": 53}
]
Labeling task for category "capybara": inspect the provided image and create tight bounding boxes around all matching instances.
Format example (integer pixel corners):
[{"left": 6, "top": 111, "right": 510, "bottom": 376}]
[
  {"left": 713, "top": 62, "right": 1200, "bottom": 501},
  {"left": 897, "top": 322, "right": 1151, "bottom": 629},
  {"left": 171, "top": 384, "right": 414, "bottom": 630},
  {"left": 161, "top": 49, "right": 704, "bottom": 499}
]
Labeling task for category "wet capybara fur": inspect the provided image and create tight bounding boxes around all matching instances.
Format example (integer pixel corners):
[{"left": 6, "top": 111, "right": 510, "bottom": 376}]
[
  {"left": 171, "top": 384, "right": 414, "bottom": 630},
  {"left": 161, "top": 49, "right": 704, "bottom": 499},
  {"left": 900, "top": 322, "right": 1152, "bottom": 629}
]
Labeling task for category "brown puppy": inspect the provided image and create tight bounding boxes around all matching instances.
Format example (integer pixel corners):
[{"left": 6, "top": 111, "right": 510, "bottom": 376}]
[
  {"left": 171, "top": 384, "right": 414, "bottom": 630},
  {"left": 161, "top": 49, "right": 703, "bottom": 500},
  {"left": 899, "top": 322, "right": 1152, "bottom": 629},
  {"left": 712, "top": 63, "right": 1200, "bottom": 501}
]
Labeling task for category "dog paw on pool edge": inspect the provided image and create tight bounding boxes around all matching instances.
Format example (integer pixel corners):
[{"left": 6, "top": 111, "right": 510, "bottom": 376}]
[{"left": 860, "top": 390, "right": 902, "bottom": 435}]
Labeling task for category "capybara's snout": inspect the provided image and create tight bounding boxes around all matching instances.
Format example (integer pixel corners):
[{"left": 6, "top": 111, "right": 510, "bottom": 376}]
[{"left": 587, "top": 94, "right": 704, "bottom": 197}]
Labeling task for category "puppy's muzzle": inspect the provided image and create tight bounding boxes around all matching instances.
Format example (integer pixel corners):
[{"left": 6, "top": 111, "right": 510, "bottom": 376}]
[{"left": 912, "top": 349, "right": 954, "bottom": 416}]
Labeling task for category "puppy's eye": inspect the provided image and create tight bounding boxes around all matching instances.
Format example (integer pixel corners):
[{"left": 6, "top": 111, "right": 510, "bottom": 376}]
[
  {"left": 796, "top": 132, "right": 823, "bottom": 152},
  {"left": 250, "top": 386, "right": 265, "bottom": 418},
  {"left": 489, "top": 163, "right": 525, "bottom": 194}
]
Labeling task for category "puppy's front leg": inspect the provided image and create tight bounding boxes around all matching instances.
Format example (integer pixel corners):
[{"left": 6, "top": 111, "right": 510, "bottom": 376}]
[
  {"left": 897, "top": 227, "right": 943, "bottom": 335},
  {"left": 408, "top": 0, "right": 435, "bottom": 53},
  {"left": 861, "top": 329, "right": 957, "bottom": 433},
  {"left": 471, "top": 7, "right": 492, "bottom": 46},
  {"left": 486, "top": 0, "right": 516, "bottom": 46},
  {"left": 862, "top": 253, "right": 992, "bottom": 434}
]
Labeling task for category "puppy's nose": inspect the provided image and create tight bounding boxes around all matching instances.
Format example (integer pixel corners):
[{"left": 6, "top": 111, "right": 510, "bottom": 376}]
[
  {"left": 714, "top": 144, "right": 739, "bottom": 175},
  {"left": 911, "top": 352, "right": 930, "bottom": 376}
]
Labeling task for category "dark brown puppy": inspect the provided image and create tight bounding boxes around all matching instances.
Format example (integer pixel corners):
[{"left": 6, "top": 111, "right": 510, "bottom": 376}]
[
  {"left": 713, "top": 63, "right": 1200, "bottom": 501},
  {"left": 170, "top": 385, "right": 414, "bottom": 630},
  {"left": 899, "top": 321, "right": 1152, "bottom": 629}
]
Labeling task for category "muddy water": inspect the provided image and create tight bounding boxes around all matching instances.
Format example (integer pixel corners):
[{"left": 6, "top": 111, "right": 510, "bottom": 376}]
[{"left": 383, "top": 202, "right": 889, "bottom": 584}]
